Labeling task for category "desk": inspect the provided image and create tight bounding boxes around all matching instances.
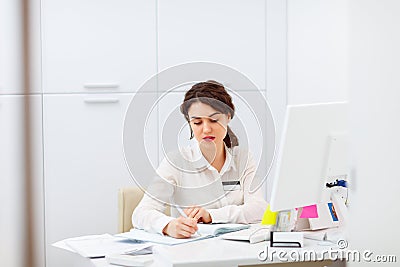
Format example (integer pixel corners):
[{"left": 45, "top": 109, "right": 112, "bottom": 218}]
[{"left": 91, "top": 237, "right": 345, "bottom": 267}]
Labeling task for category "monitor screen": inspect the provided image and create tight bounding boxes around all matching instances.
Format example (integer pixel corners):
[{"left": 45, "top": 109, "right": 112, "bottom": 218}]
[{"left": 270, "top": 102, "right": 348, "bottom": 212}]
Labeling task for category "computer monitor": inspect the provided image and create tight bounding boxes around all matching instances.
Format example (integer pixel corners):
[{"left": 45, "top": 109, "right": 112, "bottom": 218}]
[{"left": 270, "top": 102, "right": 348, "bottom": 212}]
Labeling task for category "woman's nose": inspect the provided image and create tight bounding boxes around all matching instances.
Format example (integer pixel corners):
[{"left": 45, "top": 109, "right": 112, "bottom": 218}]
[{"left": 203, "top": 121, "right": 212, "bottom": 133}]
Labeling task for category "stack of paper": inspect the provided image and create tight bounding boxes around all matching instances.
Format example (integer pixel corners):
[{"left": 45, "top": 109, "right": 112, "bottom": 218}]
[{"left": 53, "top": 234, "right": 153, "bottom": 258}]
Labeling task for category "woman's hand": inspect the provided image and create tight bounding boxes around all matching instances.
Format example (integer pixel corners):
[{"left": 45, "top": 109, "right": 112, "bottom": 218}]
[
  {"left": 162, "top": 217, "right": 198, "bottom": 238},
  {"left": 184, "top": 206, "right": 212, "bottom": 224}
]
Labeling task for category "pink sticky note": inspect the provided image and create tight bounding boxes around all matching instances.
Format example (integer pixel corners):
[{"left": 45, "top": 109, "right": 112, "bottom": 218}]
[{"left": 300, "top": 204, "right": 318, "bottom": 218}]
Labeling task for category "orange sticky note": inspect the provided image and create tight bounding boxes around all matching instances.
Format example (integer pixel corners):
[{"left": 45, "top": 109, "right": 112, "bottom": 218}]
[{"left": 300, "top": 204, "right": 318, "bottom": 218}]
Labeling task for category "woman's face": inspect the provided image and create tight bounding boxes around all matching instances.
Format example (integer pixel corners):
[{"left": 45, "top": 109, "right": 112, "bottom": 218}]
[{"left": 187, "top": 101, "right": 231, "bottom": 150}]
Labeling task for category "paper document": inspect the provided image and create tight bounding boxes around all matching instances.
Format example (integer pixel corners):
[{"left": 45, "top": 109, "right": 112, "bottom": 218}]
[
  {"left": 197, "top": 223, "right": 250, "bottom": 236},
  {"left": 118, "top": 224, "right": 249, "bottom": 246},
  {"left": 54, "top": 234, "right": 152, "bottom": 258},
  {"left": 53, "top": 234, "right": 111, "bottom": 253}
]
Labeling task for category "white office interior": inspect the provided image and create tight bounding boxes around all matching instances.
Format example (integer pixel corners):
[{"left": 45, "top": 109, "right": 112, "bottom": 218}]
[{"left": 1, "top": 1, "right": 399, "bottom": 267}]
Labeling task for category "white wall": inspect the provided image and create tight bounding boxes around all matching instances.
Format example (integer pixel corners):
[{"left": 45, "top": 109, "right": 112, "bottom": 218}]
[
  {"left": 265, "top": 0, "right": 349, "bottom": 200},
  {"left": 265, "top": 0, "right": 287, "bottom": 201},
  {"left": 348, "top": 0, "right": 400, "bottom": 265},
  {"left": 287, "top": 0, "right": 348, "bottom": 105}
]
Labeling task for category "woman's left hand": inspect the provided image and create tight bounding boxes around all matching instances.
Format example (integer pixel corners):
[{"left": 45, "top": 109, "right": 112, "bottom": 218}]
[{"left": 184, "top": 206, "right": 212, "bottom": 223}]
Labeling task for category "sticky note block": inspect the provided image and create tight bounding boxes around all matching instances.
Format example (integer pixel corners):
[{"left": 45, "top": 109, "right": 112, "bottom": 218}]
[
  {"left": 261, "top": 204, "right": 278, "bottom": 225},
  {"left": 299, "top": 204, "right": 318, "bottom": 218}
]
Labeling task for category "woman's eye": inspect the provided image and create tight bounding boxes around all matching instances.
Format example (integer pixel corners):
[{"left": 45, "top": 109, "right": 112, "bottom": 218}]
[
  {"left": 211, "top": 120, "right": 218, "bottom": 123},
  {"left": 193, "top": 121, "right": 202, "bottom": 125}
]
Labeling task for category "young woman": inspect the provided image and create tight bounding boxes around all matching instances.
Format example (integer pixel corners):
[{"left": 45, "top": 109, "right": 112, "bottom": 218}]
[{"left": 132, "top": 81, "right": 267, "bottom": 238}]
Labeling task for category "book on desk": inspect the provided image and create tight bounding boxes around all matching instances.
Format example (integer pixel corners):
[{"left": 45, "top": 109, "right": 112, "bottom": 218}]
[{"left": 117, "top": 223, "right": 250, "bottom": 245}]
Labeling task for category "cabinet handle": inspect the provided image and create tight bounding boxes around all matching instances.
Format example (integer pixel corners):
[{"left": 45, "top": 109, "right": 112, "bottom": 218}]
[
  {"left": 84, "top": 98, "right": 120, "bottom": 104},
  {"left": 83, "top": 83, "right": 120, "bottom": 89}
]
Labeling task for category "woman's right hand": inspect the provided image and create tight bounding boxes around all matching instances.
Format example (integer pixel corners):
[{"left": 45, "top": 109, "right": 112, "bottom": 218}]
[{"left": 162, "top": 217, "right": 198, "bottom": 238}]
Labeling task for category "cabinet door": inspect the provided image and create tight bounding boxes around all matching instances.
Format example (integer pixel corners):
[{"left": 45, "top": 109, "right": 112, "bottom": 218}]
[
  {"left": 157, "top": 0, "right": 266, "bottom": 91},
  {"left": 43, "top": 93, "right": 158, "bottom": 267},
  {"left": 0, "top": 95, "right": 44, "bottom": 267},
  {"left": 41, "top": 0, "right": 156, "bottom": 93},
  {"left": 0, "top": 0, "right": 41, "bottom": 94}
]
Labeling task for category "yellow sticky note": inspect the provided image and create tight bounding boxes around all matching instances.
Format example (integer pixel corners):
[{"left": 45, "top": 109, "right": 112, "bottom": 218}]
[{"left": 261, "top": 204, "right": 278, "bottom": 225}]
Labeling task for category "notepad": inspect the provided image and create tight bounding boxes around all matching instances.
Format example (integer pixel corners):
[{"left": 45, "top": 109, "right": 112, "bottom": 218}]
[{"left": 117, "top": 224, "right": 250, "bottom": 246}]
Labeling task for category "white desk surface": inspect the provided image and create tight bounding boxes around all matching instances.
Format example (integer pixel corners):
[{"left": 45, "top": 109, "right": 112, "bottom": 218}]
[{"left": 91, "top": 236, "right": 339, "bottom": 267}]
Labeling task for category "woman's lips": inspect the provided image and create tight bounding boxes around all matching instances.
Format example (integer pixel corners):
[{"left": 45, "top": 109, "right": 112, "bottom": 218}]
[{"left": 203, "top": 136, "right": 215, "bottom": 142}]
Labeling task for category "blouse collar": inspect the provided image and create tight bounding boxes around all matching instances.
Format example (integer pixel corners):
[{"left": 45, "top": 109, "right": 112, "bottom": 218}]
[{"left": 191, "top": 142, "right": 237, "bottom": 173}]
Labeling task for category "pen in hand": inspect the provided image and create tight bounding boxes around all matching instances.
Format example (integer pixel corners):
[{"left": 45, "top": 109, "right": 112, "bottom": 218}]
[{"left": 176, "top": 206, "right": 200, "bottom": 237}]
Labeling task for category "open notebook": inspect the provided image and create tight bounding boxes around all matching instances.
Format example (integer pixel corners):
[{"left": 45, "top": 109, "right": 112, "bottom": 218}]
[{"left": 117, "top": 223, "right": 249, "bottom": 245}]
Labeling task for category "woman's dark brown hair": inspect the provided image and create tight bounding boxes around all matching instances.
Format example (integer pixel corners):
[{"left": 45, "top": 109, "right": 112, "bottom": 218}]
[{"left": 180, "top": 80, "right": 238, "bottom": 148}]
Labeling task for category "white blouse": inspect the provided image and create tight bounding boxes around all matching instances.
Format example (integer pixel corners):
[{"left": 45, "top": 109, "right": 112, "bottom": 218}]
[{"left": 131, "top": 144, "right": 268, "bottom": 234}]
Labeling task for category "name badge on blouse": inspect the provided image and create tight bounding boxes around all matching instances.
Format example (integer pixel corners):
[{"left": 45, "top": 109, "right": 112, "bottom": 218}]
[{"left": 222, "top": 181, "right": 241, "bottom": 191}]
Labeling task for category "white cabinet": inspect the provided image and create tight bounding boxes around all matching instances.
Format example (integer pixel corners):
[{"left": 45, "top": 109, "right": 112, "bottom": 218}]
[
  {"left": 157, "top": 0, "right": 266, "bottom": 90},
  {"left": 0, "top": 95, "right": 44, "bottom": 267},
  {"left": 41, "top": 0, "right": 157, "bottom": 93},
  {"left": 0, "top": 0, "right": 41, "bottom": 94},
  {"left": 157, "top": 91, "right": 191, "bottom": 162},
  {"left": 43, "top": 93, "right": 158, "bottom": 267}
]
